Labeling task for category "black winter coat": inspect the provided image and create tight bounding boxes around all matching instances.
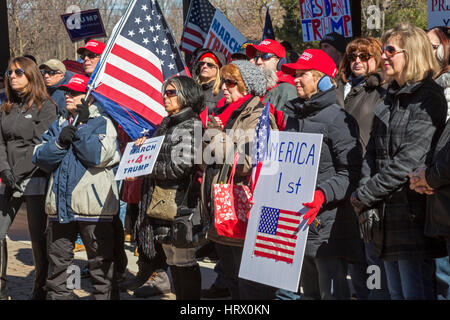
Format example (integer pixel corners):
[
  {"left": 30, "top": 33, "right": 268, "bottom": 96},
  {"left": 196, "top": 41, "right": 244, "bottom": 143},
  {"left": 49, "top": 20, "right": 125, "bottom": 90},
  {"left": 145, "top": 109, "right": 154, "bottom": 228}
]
[
  {"left": 356, "top": 78, "right": 448, "bottom": 261},
  {"left": 425, "top": 119, "right": 450, "bottom": 237},
  {"left": 284, "top": 89, "right": 363, "bottom": 261}
]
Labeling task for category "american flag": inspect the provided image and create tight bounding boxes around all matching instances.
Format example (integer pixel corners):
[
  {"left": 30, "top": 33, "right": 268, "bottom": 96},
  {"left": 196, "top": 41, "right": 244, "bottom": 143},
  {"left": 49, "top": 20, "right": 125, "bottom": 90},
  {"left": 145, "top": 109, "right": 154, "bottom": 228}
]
[
  {"left": 253, "top": 206, "right": 301, "bottom": 264},
  {"left": 90, "top": 0, "right": 189, "bottom": 128},
  {"left": 180, "top": 0, "right": 216, "bottom": 55},
  {"left": 251, "top": 100, "right": 270, "bottom": 191}
]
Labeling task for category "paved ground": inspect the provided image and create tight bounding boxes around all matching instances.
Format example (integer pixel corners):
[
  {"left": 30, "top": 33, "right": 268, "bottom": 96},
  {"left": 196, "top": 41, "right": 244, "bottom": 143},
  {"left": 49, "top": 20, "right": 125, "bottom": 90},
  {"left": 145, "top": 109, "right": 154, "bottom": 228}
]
[{"left": 5, "top": 204, "right": 218, "bottom": 300}]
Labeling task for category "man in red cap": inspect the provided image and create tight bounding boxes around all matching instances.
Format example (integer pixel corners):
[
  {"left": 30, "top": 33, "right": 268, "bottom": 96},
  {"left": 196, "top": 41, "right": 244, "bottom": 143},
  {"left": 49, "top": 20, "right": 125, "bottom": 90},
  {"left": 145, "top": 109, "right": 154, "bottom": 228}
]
[
  {"left": 245, "top": 39, "right": 297, "bottom": 115},
  {"left": 77, "top": 39, "right": 106, "bottom": 76},
  {"left": 33, "top": 74, "right": 122, "bottom": 300}
]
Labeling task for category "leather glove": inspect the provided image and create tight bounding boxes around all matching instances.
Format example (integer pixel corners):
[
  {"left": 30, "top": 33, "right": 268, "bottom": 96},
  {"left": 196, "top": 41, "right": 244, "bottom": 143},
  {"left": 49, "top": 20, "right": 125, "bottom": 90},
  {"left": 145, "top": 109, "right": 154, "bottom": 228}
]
[
  {"left": 350, "top": 191, "right": 367, "bottom": 215},
  {"left": 1, "top": 169, "right": 17, "bottom": 190},
  {"left": 357, "top": 208, "right": 380, "bottom": 242},
  {"left": 302, "top": 189, "right": 325, "bottom": 225},
  {"left": 58, "top": 125, "right": 77, "bottom": 149},
  {"left": 75, "top": 98, "right": 90, "bottom": 124}
]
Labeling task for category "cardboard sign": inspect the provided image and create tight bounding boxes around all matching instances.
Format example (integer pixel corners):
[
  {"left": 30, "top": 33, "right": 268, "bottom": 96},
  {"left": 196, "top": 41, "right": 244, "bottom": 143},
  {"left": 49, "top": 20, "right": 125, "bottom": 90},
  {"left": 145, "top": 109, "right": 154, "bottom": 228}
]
[
  {"left": 115, "top": 136, "right": 165, "bottom": 180},
  {"left": 428, "top": 0, "right": 450, "bottom": 28},
  {"left": 299, "top": 0, "right": 352, "bottom": 42},
  {"left": 204, "top": 10, "right": 247, "bottom": 62},
  {"left": 61, "top": 9, "right": 107, "bottom": 42},
  {"left": 239, "top": 131, "right": 323, "bottom": 292}
]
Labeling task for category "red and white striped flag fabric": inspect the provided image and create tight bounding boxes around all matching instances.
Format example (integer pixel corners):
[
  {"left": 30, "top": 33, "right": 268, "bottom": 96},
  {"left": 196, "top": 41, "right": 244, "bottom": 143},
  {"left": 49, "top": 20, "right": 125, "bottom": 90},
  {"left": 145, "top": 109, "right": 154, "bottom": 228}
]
[
  {"left": 91, "top": 0, "right": 190, "bottom": 126},
  {"left": 180, "top": 0, "right": 216, "bottom": 55},
  {"left": 253, "top": 206, "right": 301, "bottom": 264}
]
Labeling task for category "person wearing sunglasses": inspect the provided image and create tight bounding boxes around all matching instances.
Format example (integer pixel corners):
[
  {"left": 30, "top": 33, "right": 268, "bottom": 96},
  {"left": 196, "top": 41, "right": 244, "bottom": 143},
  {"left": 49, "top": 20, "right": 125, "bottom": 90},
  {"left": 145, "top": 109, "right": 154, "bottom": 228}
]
[
  {"left": 336, "top": 37, "right": 391, "bottom": 300},
  {"left": 281, "top": 49, "right": 362, "bottom": 300},
  {"left": 351, "top": 23, "right": 448, "bottom": 300},
  {"left": 77, "top": 39, "right": 106, "bottom": 76},
  {"left": 202, "top": 60, "right": 278, "bottom": 300},
  {"left": 191, "top": 50, "right": 226, "bottom": 115},
  {"left": 39, "top": 59, "right": 74, "bottom": 115},
  {"left": 0, "top": 56, "right": 58, "bottom": 300},
  {"left": 32, "top": 74, "right": 122, "bottom": 300}
]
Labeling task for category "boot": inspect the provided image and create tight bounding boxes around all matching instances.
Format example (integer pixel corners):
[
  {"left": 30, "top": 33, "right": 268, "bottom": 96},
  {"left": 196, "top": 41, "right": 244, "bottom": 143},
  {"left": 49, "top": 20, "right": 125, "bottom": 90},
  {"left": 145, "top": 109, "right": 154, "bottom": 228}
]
[
  {"left": 172, "top": 264, "right": 202, "bottom": 300},
  {"left": 0, "top": 239, "right": 8, "bottom": 300},
  {"left": 133, "top": 269, "right": 171, "bottom": 298},
  {"left": 119, "top": 257, "right": 153, "bottom": 292},
  {"left": 29, "top": 240, "right": 48, "bottom": 300}
]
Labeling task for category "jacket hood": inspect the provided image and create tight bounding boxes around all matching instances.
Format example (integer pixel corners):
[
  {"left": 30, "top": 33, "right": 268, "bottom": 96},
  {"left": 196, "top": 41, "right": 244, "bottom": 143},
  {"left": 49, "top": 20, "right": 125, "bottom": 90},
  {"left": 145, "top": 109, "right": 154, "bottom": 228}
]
[{"left": 191, "top": 49, "right": 227, "bottom": 79}]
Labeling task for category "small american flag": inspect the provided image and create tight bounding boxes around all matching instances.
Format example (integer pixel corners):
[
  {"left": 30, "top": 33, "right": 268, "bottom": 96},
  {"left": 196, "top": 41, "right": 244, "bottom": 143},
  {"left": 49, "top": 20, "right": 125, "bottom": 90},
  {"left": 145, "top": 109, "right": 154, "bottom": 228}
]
[
  {"left": 180, "top": 0, "right": 216, "bottom": 55},
  {"left": 253, "top": 206, "right": 301, "bottom": 264},
  {"left": 251, "top": 100, "right": 270, "bottom": 191},
  {"left": 91, "top": 0, "right": 189, "bottom": 127}
]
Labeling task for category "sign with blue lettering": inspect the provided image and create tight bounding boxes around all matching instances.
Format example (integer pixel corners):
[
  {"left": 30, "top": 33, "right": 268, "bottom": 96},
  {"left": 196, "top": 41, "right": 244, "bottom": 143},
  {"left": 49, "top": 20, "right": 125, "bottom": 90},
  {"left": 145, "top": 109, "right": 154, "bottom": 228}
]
[
  {"left": 60, "top": 9, "right": 107, "bottom": 42},
  {"left": 204, "top": 10, "right": 247, "bottom": 62},
  {"left": 239, "top": 131, "right": 323, "bottom": 292},
  {"left": 299, "top": 0, "right": 352, "bottom": 42},
  {"left": 115, "top": 135, "right": 165, "bottom": 181}
]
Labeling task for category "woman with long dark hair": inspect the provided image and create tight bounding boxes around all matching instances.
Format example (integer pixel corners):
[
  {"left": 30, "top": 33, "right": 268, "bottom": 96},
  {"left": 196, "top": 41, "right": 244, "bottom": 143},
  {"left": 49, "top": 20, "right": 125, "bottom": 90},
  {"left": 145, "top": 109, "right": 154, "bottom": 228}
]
[{"left": 0, "top": 56, "right": 58, "bottom": 300}]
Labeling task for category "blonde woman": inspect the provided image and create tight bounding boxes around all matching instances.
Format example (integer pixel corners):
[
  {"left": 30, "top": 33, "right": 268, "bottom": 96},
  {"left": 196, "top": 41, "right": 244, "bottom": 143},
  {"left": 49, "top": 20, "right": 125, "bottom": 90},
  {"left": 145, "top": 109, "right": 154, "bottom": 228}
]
[{"left": 351, "top": 23, "right": 448, "bottom": 300}]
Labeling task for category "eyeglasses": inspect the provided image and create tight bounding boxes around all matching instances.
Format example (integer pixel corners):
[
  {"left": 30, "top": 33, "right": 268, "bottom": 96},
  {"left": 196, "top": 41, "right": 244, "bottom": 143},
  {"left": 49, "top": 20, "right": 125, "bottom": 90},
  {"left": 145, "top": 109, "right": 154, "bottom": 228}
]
[
  {"left": 5, "top": 68, "right": 25, "bottom": 78},
  {"left": 199, "top": 61, "right": 216, "bottom": 68},
  {"left": 163, "top": 89, "right": 177, "bottom": 97},
  {"left": 253, "top": 53, "right": 275, "bottom": 61},
  {"left": 348, "top": 52, "right": 372, "bottom": 62},
  {"left": 221, "top": 78, "right": 238, "bottom": 88},
  {"left": 41, "top": 70, "right": 61, "bottom": 76},
  {"left": 64, "top": 89, "right": 84, "bottom": 97},
  {"left": 431, "top": 43, "right": 440, "bottom": 50},
  {"left": 80, "top": 53, "right": 100, "bottom": 60},
  {"left": 382, "top": 45, "right": 407, "bottom": 57}
]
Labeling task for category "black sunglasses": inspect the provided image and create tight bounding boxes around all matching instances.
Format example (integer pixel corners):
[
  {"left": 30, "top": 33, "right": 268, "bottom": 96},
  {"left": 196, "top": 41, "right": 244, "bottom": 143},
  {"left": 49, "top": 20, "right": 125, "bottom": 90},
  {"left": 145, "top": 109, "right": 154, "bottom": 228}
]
[
  {"left": 41, "top": 70, "right": 61, "bottom": 76},
  {"left": 80, "top": 53, "right": 100, "bottom": 60},
  {"left": 382, "top": 45, "right": 407, "bottom": 57},
  {"left": 64, "top": 89, "right": 84, "bottom": 97},
  {"left": 199, "top": 61, "right": 216, "bottom": 68},
  {"left": 221, "top": 78, "right": 238, "bottom": 88},
  {"left": 5, "top": 68, "right": 25, "bottom": 78},
  {"left": 164, "top": 89, "right": 177, "bottom": 97},
  {"left": 348, "top": 52, "right": 372, "bottom": 62},
  {"left": 253, "top": 53, "right": 275, "bottom": 61}
]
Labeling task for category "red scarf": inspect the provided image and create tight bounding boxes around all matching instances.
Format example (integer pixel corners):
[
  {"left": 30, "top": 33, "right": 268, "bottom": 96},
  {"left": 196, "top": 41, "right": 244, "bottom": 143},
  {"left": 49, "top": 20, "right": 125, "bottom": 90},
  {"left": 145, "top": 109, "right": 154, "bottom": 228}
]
[{"left": 215, "top": 94, "right": 253, "bottom": 127}]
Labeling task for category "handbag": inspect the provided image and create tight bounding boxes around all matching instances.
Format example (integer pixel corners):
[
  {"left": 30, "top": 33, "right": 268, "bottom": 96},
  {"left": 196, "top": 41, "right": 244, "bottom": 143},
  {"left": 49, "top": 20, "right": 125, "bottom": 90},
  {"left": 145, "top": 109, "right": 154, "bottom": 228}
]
[
  {"left": 146, "top": 184, "right": 178, "bottom": 221},
  {"left": 213, "top": 153, "right": 253, "bottom": 239}
]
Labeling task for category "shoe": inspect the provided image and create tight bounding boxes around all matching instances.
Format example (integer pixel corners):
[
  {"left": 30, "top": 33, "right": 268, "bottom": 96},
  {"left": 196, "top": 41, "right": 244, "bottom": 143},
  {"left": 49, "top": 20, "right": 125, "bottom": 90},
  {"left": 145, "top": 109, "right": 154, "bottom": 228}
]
[
  {"left": 133, "top": 270, "right": 171, "bottom": 298},
  {"left": 119, "top": 259, "right": 153, "bottom": 292},
  {"left": 73, "top": 243, "right": 86, "bottom": 252},
  {"left": 201, "top": 284, "right": 230, "bottom": 299},
  {"left": 124, "top": 233, "right": 133, "bottom": 243}
]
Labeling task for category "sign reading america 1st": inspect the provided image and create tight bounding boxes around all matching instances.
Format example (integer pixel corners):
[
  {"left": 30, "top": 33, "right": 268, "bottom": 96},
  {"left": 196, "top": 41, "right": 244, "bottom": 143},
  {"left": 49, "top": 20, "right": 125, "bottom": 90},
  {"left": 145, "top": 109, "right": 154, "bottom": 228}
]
[{"left": 115, "top": 135, "right": 165, "bottom": 180}]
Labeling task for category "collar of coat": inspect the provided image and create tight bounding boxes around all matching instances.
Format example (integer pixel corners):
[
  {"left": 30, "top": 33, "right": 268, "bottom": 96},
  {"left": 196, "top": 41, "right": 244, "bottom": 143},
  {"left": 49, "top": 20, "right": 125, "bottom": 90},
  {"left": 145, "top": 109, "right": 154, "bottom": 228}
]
[{"left": 289, "top": 88, "right": 337, "bottom": 118}]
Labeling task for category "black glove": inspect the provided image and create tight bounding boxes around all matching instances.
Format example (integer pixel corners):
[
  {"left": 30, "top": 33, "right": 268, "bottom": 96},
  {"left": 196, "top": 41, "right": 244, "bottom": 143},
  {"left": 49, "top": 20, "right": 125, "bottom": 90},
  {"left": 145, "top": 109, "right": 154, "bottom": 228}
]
[
  {"left": 75, "top": 98, "right": 90, "bottom": 124},
  {"left": 58, "top": 125, "right": 77, "bottom": 149},
  {"left": 350, "top": 191, "right": 367, "bottom": 215},
  {"left": 1, "top": 169, "right": 17, "bottom": 190},
  {"left": 357, "top": 208, "right": 380, "bottom": 243}
]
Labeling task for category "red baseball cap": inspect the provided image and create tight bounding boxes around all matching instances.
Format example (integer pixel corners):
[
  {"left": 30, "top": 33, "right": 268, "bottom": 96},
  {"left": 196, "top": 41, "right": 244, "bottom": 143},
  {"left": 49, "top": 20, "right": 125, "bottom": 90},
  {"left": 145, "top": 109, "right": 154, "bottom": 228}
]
[
  {"left": 77, "top": 39, "right": 106, "bottom": 55},
  {"left": 281, "top": 49, "right": 338, "bottom": 78},
  {"left": 59, "top": 74, "right": 90, "bottom": 93},
  {"left": 245, "top": 39, "right": 286, "bottom": 59}
]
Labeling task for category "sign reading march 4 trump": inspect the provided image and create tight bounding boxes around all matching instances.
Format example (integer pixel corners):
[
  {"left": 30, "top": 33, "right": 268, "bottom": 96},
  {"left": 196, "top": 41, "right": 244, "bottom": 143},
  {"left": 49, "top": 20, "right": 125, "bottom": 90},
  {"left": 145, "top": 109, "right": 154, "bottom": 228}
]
[
  {"left": 300, "top": 0, "right": 352, "bottom": 42},
  {"left": 239, "top": 131, "right": 323, "bottom": 292}
]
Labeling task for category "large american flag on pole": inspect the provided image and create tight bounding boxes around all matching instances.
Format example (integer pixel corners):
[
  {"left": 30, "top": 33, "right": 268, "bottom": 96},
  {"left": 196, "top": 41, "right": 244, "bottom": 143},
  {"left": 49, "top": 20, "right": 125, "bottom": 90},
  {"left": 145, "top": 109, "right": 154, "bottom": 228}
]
[
  {"left": 90, "top": 0, "right": 189, "bottom": 129},
  {"left": 253, "top": 206, "right": 301, "bottom": 264},
  {"left": 180, "top": 0, "right": 216, "bottom": 55}
]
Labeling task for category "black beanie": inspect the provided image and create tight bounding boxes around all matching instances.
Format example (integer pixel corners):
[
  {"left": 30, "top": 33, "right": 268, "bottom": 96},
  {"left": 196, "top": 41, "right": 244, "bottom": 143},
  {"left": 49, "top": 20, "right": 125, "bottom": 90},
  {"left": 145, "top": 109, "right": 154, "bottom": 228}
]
[{"left": 319, "top": 32, "right": 347, "bottom": 54}]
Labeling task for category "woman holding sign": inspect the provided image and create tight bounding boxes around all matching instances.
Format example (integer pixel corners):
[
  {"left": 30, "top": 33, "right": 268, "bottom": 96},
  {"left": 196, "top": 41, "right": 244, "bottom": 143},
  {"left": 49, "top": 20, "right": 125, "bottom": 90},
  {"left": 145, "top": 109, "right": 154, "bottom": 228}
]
[
  {"left": 281, "top": 49, "right": 363, "bottom": 300},
  {"left": 351, "top": 23, "right": 448, "bottom": 300}
]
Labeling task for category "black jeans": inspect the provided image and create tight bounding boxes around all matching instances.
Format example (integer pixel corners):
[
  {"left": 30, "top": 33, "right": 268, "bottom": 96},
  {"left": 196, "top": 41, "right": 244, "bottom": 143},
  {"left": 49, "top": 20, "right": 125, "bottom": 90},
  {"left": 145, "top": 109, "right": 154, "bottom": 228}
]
[
  {"left": 46, "top": 220, "right": 117, "bottom": 300},
  {"left": 0, "top": 194, "right": 48, "bottom": 290}
]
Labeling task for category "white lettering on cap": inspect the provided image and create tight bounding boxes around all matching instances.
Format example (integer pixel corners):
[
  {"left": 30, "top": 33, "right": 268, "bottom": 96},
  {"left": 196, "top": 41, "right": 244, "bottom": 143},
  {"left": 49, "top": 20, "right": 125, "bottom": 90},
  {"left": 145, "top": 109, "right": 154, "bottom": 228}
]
[
  {"left": 69, "top": 78, "right": 84, "bottom": 85},
  {"left": 88, "top": 41, "right": 98, "bottom": 47},
  {"left": 260, "top": 40, "right": 272, "bottom": 46},
  {"left": 300, "top": 52, "right": 313, "bottom": 61}
]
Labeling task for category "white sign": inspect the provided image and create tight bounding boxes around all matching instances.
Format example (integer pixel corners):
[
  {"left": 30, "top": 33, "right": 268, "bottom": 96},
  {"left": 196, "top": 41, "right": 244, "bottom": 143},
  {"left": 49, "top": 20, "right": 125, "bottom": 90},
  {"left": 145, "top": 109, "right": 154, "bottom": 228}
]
[
  {"left": 428, "top": 0, "right": 450, "bottom": 29},
  {"left": 115, "top": 136, "right": 165, "bottom": 180},
  {"left": 239, "top": 131, "right": 323, "bottom": 292},
  {"left": 204, "top": 10, "right": 247, "bottom": 62}
]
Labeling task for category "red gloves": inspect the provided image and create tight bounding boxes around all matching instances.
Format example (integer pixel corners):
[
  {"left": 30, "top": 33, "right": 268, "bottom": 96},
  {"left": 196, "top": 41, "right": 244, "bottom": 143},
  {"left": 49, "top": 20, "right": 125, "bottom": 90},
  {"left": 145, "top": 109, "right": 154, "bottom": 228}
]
[{"left": 302, "top": 190, "right": 325, "bottom": 225}]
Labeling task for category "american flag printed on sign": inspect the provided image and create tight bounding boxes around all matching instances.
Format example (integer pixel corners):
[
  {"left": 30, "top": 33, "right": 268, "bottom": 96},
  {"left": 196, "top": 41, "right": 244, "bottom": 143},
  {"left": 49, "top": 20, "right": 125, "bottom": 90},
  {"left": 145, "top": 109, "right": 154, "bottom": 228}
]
[
  {"left": 180, "top": 0, "right": 216, "bottom": 55},
  {"left": 253, "top": 206, "right": 301, "bottom": 264},
  {"left": 91, "top": 0, "right": 189, "bottom": 126}
]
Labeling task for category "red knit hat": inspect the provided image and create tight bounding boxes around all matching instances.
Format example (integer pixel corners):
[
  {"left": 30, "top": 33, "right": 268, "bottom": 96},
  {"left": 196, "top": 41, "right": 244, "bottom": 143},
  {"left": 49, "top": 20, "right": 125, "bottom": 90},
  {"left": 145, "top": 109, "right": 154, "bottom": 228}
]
[
  {"left": 281, "top": 49, "right": 338, "bottom": 78},
  {"left": 77, "top": 40, "right": 106, "bottom": 55},
  {"left": 245, "top": 39, "right": 286, "bottom": 59},
  {"left": 59, "top": 74, "right": 90, "bottom": 93}
]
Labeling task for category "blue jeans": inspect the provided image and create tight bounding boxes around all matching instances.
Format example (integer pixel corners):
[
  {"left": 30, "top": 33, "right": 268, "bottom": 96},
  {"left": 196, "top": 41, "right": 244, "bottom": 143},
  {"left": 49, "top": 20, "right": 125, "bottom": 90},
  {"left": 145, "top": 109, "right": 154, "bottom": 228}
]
[
  {"left": 435, "top": 254, "right": 450, "bottom": 300},
  {"left": 384, "top": 259, "right": 434, "bottom": 300},
  {"left": 119, "top": 200, "right": 127, "bottom": 227},
  {"left": 365, "top": 241, "right": 390, "bottom": 300}
]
